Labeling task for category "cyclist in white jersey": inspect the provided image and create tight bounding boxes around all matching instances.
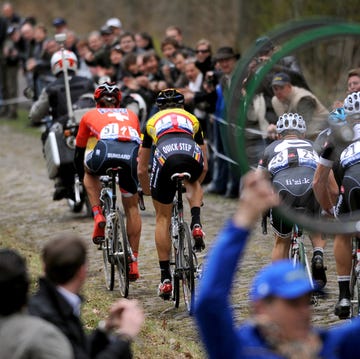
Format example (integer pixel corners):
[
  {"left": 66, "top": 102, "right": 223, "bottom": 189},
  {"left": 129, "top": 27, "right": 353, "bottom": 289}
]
[
  {"left": 314, "top": 92, "right": 360, "bottom": 318},
  {"left": 258, "top": 112, "right": 327, "bottom": 288}
]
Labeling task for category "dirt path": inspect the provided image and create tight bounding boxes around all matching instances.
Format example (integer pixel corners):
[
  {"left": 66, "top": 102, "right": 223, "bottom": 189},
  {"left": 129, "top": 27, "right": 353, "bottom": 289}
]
[{"left": 0, "top": 124, "right": 344, "bottom": 357}]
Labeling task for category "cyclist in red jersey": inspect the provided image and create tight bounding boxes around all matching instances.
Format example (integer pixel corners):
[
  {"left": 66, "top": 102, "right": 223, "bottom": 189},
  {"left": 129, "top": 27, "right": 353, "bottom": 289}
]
[
  {"left": 74, "top": 82, "right": 142, "bottom": 281},
  {"left": 137, "top": 88, "right": 208, "bottom": 299}
]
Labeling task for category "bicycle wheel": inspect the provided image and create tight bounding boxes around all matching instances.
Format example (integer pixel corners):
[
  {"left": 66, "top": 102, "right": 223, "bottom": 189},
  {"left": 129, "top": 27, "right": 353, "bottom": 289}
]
[
  {"left": 114, "top": 208, "right": 130, "bottom": 298},
  {"left": 350, "top": 237, "right": 360, "bottom": 317},
  {"left": 102, "top": 195, "right": 115, "bottom": 290},
  {"left": 181, "top": 222, "right": 196, "bottom": 314},
  {"left": 171, "top": 243, "right": 180, "bottom": 308}
]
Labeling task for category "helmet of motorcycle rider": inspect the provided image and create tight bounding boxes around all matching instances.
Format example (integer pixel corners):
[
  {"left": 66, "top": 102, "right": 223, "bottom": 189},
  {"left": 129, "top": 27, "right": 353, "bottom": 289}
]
[
  {"left": 156, "top": 88, "right": 185, "bottom": 110},
  {"left": 94, "top": 82, "right": 122, "bottom": 108},
  {"left": 276, "top": 112, "right": 306, "bottom": 134},
  {"left": 51, "top": 50, "right": 78, "bottom": 76}
]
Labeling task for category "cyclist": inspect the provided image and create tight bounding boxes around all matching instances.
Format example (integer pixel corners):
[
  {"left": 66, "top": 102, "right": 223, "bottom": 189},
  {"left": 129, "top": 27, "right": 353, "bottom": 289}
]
[
  {"left": 29, "top": 50, "right": 95, "bottom": 201},
  {"left": 314, "top": 92, "right": 360, "bottom": 318},
  {"left": 137, "top": 88, "right": 208, "bottom": 299},
  {"left": 195, "top": 170, "right": 360, "bottom": 359},
  {"left": 74, "top": 82, "right": 142, "bottom": 281},
  {"left": 258, "top": 112, "right": 327, "bottom": 288}
]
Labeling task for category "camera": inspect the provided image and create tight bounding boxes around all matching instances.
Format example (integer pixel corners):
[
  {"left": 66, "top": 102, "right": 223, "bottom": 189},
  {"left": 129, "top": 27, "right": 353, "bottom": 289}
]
[{"left": 205, "top": 71, "right": 217, "bottom": 87}]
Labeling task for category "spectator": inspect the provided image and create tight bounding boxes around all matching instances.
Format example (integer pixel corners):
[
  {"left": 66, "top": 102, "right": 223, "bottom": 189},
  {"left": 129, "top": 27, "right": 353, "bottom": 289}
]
[
  {"left": 0, "top": 248, "right": 73, "bottom": 359},
  {"left": 135, "top": 31, "right": 155, "bottom": 52},
  {"left": 270, "top": 72, "right": 328, "bottom": 140},
  {"left": 170, "top": 50, "right": 188, "bottom": 88},
  {"left": 194, "top": 38, "right": 214, "bottom": 76},
  {"left": 333, "top": 67, "right": 360, "bottom": 108},
  {"left": 20, "top": 20, "right": 36, "bottom": 89},
  {"left": 1, "top": 2, "right": 22, "bottom": 25},
  {"left": 141, "top": 49, "right": 168, "bottom": 107},
  {"left": 75, "top": 39, "right": 94, "bottom": 80},
  {"left": 28, "top": 233, "right": 144, "bottom": 359},
  {"left": 119, "top": 31, "right": 138, "bottom": 55},
  {"left": 206, "top": 46, "right": 241, "bottom": 198},
  {"left": 194, "top": 169, "right": 360, "bottom": 359},
  {"left": 165, "top": 25, "right": 195, "bottom": 57},
  {"left": 1, "top": 25, "right": 23, "bottom": 118},
  {"left": 109, "top": 43, "right": 125, "bottom": 82},
  {"left": 52, "top": 17, "right": 68, "bottom": 34},
  {"left": 105, "top": 17, "right": 123, "bottom": 40}
]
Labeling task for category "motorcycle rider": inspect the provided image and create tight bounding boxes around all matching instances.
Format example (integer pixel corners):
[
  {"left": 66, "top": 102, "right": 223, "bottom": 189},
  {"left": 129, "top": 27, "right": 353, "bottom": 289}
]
[{"left": 29, "top": 49, "right": 95, "bottom": 200}]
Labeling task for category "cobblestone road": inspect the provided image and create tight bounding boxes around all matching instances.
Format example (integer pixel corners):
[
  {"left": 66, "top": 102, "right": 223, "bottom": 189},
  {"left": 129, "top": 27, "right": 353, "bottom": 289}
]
[{"left": 0, "top": 124, "right": 348, "bottom": 358}]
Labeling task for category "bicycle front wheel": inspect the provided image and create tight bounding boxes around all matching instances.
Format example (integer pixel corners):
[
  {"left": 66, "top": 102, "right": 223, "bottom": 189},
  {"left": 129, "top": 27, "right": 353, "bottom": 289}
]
[
  {"left": 102, "top": 195, "right": 115, "bottom": 290},
  {"left": 182, "top": 223, "right": 196, "bottom": 314},
  {"left": 350, "top": 237, "right": 360, "bottom": 317},
  {"left": 114, "top": 208, "right": 130, "bottom": 298}
]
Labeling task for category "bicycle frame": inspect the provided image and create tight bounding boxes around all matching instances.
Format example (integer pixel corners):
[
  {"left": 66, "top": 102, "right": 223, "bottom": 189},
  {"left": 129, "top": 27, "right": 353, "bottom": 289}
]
[{"left": 100, "top": 167, "right": 134, "bottom": 297}]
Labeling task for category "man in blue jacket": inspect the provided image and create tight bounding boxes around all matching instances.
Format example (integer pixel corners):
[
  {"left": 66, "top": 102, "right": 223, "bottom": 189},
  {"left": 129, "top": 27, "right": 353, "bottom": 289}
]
[{"left": 194, "top": 170, "right": 360, "bottom": 359}]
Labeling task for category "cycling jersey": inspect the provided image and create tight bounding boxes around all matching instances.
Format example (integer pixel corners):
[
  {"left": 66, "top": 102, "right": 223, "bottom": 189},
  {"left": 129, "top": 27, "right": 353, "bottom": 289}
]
[
  {"left": 76, "top": 108, "right": 141, "bottom": 148},
  {"left": 141, "top": 108, "right": 205, "bottom": 204},
  {"left": 258, "top": 138, "right": 320, "bottom": 235},
  {"left": 142, "top": 108, "right": 204, "bottom": 147},
  {"left": 318, "top": 123, "right": 360, "bottom": 215},
  {"left": 258, "top": 138, "right": 319, "bottom": 175}
]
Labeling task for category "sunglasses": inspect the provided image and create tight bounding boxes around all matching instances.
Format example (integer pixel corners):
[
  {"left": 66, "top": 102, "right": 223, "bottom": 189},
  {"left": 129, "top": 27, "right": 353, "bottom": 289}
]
[{"left": 196, "top": 49, "right": 209, "bottom": 54}]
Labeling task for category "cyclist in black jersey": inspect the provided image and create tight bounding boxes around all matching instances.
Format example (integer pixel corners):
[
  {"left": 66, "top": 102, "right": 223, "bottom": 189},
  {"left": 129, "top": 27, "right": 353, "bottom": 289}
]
[
  {"left": 314, "top": 92, "right": 360, "bottom": 318},
  {"left": 258, "top": 112, "right": 327, "bottom": 288},
  {"left": 137, "top": 88, "right": 208, "bottom": 299}
]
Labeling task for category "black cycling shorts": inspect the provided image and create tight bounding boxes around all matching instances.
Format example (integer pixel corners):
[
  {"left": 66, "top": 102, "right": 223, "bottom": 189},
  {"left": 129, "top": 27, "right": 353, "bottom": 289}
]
[
  {"left": 336, "top": 164, "right": 360, "bottom": 218},
  {"left": 85, "top": 139, "right": 139, "bottom": 194},
  {"left": 270, "top": 167, "right": 320, "bottom": 237},
  {"left": 150, "top": 134, "right": 204, "bottom": 204}
]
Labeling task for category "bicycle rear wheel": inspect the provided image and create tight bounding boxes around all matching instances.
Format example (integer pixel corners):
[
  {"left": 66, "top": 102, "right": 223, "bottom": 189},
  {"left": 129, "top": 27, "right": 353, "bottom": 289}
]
[
  {"left": 171, "top": 244, "right": 180, "bottom": 308},
  {"left": 181, "top": 222, "right": 196, "bottom": 314},
  {"left": 114, "top": 208, "right": 130, "bottom": 298},
  {"left": 102, "top": 195, "right": 115, "bottom": 290}
]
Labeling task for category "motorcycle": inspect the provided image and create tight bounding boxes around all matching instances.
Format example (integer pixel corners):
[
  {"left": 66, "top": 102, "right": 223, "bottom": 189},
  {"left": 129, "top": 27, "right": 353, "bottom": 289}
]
[
  {"left": 43, "top": 101, "right": 93, "bottom": 215},
  {"left": 25, "top": 33, "right": 94, "bottom": 216}
]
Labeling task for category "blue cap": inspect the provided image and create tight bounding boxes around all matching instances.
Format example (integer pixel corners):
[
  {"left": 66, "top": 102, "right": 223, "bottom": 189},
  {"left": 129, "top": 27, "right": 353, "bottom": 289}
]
[
  {"left": 52, "top": 18, "right": 66, "bottom": 27},
  {"left": 271, "top": 72, "right": 290, "bottom": 86},
  {"left": 249, "top": 259, "right": 313, "bottom": 301}
]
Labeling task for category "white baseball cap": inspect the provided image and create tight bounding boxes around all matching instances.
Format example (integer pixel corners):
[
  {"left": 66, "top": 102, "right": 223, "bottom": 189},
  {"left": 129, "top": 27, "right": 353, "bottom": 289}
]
[{"left": 106, "top": 18, "right": 122, "bottom": 29}]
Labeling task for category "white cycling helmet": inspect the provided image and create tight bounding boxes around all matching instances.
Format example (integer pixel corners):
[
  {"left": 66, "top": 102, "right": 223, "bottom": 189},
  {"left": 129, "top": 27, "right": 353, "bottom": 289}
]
[
  {"left": 276, "top": 112, "right": 306, "bottom": 134},
  {"left": 344, "top": 91, "right": 360, "bottom": 115},
  {"left": 50, "top": 50, "right": 78, "bottom": 76}
]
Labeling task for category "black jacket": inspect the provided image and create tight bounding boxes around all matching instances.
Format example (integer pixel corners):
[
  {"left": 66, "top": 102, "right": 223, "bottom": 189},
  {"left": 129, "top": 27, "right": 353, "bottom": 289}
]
[{"left": 28, "top": 277, "right": 132, "bottom": 359}]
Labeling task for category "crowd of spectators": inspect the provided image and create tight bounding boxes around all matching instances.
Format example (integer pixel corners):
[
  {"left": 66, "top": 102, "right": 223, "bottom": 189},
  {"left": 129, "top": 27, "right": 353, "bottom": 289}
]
[{"left": 0, "top": 2, "right": 322, "bottom": 198}]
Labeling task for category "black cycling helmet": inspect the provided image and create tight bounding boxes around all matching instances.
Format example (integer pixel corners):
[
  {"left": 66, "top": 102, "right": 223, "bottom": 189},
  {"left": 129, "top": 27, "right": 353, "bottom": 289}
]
[
  {"left": 94, "top": 82, "right": 122, "bottom": 108},
  {"left": 156, "top": 88, "right": 185, "bottom": 110}
]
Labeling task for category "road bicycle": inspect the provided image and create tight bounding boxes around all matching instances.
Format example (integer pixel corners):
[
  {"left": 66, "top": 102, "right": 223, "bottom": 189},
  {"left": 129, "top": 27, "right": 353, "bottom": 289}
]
[
  {"left": 169, "top": 172, "right": 200, "bottom": 314},
  {"left": 262, "top": 216, "right": 319, "bottom": 305},
  {"left": 350, "top": 236, "right": 360, "bottom": 318},
  {"left": 100, "top": 167, "right": 136, "bottom": 298}
]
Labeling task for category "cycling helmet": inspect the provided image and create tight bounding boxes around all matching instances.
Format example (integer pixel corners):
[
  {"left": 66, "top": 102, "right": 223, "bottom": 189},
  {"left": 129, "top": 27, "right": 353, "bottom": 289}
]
[
  {"left": 156, "top": 88, "right": 185, "bottom": 110},
  {"left": 94, "top": 82, "right": 122, "bottom": 108},
  {"left": 276, "top": 112, "right": 306, "bottom": 134},
  {"left": 344, "top": 91, "right": 360, "bottom": 115},
  {"left": 50, "top": 50, "right": 78, "bottom": 76},
  {"left": 328, "top": 107, "right": 346, "bottom": 125}
]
